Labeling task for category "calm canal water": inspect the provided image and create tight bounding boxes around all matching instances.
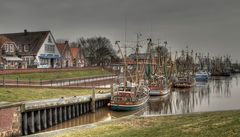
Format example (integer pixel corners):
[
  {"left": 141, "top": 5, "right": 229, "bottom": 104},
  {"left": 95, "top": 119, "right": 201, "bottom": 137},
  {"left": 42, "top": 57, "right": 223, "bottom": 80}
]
[{"left": 43, "top": 74, "right": 240, "bottom": 132}]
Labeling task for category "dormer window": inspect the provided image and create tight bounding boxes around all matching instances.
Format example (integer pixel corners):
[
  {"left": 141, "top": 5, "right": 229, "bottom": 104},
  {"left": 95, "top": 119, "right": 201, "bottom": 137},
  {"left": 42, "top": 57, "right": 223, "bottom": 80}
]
[
  {"left": 9, "top": 44, "right": 14, "bottom": 52},
  {"left": 48, "top": 36, "right": 52, "bottom": 43},
  {"left": 24, "top": 44, "right": 29, "bottom": 52},
  {"left": 3, "top": 43, "right": 14, "bottom": 53},
  {"left": 4, "top": 45, "right": 9, "bottom": 52}
]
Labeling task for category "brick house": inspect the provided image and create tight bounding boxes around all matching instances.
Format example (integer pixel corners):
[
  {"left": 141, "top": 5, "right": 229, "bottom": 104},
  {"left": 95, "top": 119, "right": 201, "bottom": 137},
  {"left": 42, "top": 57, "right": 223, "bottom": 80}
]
[
  {"left": 56, "top": 41, "right": 73, "bottom": 68},
  {"left": 0, "top": 30, "right": 61, "bottom": 68},
  {"left": 70, "top": 47, "right": 85, "bottom": 67},
  {"left": 0, "top": 36, "right": 22, "bottom": 69}
]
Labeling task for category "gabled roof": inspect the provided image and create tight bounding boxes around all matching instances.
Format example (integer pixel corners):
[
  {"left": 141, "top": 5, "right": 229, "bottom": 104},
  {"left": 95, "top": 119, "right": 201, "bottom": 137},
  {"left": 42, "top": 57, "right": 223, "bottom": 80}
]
[
  {"left": 0, "top": 30, "right": 50, "bottom": 55},
  {"left": 70, "top": 47, "right": 79, "bottom": 59},
  {"left": 0, "top": 35, "right": 13, "bottom": 46},
  {"left": 56, "top": 43, "right": 65, "bottom": 55}
]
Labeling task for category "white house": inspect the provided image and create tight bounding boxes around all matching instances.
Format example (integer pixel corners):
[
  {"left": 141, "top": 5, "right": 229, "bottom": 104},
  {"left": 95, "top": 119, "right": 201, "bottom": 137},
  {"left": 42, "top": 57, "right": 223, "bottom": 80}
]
[{"left": 0, "top": 30, "right": 61, "bottom": 68}]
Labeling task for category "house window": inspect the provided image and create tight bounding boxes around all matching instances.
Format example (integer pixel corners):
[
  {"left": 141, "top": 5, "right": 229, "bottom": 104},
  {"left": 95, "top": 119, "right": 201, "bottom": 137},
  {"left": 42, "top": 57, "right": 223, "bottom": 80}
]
[
  {"left": 48, "top": 36, "right": 52, "bottom": 43},
  {"left": 10, "top": 44, "right": 14, "bottom": 52},
  {"left": 4, "top": 45, "right": 9, "bottom": 52},
  {"left": 24, "top": 45, "right": 29, "bottom": 52},
  {"left": 23, "top": 57, "right": 33, "bottom": 65},
  {"left": 45, "top": 44, "right": 55, "bottom": 53}
]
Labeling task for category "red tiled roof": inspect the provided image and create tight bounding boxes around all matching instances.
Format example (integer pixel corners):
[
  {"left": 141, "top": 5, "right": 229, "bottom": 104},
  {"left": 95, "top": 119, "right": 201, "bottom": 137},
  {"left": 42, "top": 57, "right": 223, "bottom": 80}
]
[
  {"left": 56, "top": 43, "right": 65, "bottom": 55},
  {"left": 70, "top": 47, "right": 79, "bottom": 58},
  {"left": 0, "top": 36, "right": 12, "bottom": 46}
]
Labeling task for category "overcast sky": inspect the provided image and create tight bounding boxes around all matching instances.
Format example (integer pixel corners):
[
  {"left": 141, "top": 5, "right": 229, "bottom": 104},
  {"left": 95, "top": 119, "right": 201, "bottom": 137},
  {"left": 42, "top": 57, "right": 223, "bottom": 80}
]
[{"left": 0, "top": 0, "right": 240, "bottom": 61}]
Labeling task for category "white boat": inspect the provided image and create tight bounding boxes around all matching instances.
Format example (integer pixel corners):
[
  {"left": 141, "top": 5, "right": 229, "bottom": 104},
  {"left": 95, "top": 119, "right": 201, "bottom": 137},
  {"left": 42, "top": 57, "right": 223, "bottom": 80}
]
[
  {"left": 148, "top": 76, "right": 170, "bottom": 96},
  {"left": 108, "top": 81, "right": 150, "bottom": 111},
  {"left": 195, "top": 71, "right": 209, "bottom": 81}
]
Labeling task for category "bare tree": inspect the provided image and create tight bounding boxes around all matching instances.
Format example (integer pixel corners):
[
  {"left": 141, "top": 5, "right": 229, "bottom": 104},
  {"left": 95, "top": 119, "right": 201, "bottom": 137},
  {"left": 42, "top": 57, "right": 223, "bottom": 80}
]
[{"left": 78, "top": 36, "right": 119, "bottom": 66}]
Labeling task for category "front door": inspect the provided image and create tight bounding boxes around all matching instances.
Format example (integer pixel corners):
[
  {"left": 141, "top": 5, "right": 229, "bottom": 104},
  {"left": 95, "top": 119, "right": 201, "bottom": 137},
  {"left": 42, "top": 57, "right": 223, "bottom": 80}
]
[
  {"left": 50, "top": 59, "right": 54, "bottom": 68},
  {"left": 66, "top": 60, "right": 69, "bottom": 68}
]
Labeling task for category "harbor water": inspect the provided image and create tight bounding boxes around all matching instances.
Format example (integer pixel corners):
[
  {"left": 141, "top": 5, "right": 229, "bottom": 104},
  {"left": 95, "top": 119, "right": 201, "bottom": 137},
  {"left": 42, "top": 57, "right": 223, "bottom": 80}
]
[{"left": 42, "top": 74, "right": 240, "bottom": 132}]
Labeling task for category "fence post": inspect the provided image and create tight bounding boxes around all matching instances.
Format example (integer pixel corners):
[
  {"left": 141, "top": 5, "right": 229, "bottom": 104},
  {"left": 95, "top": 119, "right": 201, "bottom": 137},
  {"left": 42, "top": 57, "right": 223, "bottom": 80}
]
[
  {"left": 51, "top": 80, "right": 53, "bottom": 87},
  {"left": 69, "top": 80, "right": 70, "bottom": 86},
  {"left": 28, "top": 78, "right": 31, "bottom": 86},
  {"left": 111, "top": 84, "right": 114, "bottom": 96},
  {"left": 40, "top": 79, "right": 42, "bottom": 87},
  {"left": 84, "top": 78, "right": 86, "bottom": 87},
  {"left": 17, "top": 77, "right": 19, "bottom": 87},
  {"left": 3, "top": 75, "right": 5, "bottom": 87}
]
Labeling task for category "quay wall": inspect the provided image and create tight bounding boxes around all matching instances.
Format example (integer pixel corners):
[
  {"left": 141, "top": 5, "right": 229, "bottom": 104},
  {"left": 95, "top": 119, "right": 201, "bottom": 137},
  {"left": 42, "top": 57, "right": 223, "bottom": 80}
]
[
  {"left": 0, "top": 103, "right": 22, "bottom": 137},
  {"left": 0, "top": 93, "right": 111, "bottom": 136}
]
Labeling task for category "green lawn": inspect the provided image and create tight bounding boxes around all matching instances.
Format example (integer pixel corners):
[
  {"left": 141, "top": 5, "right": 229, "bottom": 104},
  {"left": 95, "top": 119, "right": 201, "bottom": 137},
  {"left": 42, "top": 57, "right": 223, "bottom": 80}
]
[
  {"left": 58, "top": 110, "right": 240, "bottom": 137},
  {"left": 0, "top": 87, "right": 109, "bottom": 102},
  {"left": 0, "top": 68, "right": 111, "bottom": 81}
]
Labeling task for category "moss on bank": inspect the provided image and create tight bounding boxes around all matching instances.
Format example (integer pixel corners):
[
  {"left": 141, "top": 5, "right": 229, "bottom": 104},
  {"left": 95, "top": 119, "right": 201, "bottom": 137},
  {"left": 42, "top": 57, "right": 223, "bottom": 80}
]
[
  {"left": 58, "top": 110, "right": 240, "bottom": 137},
  {"left": 0, "top": 68, "right": 111, "bottom": 81},
  {"left": 0, "top": 87, "right": 109, "bottom": 102}
]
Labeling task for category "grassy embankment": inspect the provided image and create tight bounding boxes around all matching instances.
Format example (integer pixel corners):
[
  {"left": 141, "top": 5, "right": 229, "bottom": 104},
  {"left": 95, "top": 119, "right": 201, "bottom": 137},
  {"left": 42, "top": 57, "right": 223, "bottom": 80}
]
[
  {"left": 58, "top": 110, "right": 240, "bottom": 137},
  {"left": 0, "top": 87, "right": 109, "bottom": 102},
  {"left": 0, "top": 68, "right": 111, "bottom": 81}
]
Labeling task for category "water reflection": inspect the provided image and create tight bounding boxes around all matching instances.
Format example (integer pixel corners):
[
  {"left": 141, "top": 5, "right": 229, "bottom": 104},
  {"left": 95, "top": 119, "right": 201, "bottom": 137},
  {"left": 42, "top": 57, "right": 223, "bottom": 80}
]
[
  {"left": 43, "top": 74, "right": 240, "bottom": 132},
  {"left": 42, "top": 107, "right": 139, "bottom": 132},
  {"left": 145, "top": 75, "right": 237, "bottom": 115}
]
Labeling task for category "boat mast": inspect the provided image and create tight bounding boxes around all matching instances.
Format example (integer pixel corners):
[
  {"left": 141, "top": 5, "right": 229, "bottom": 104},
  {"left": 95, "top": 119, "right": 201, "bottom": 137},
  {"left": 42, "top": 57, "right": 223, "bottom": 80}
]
[
  {"left": 136, "top": 33, "right": 141, "bottom": 84},
  {"left": 164, "top": 41, "right": 167, "bottom": 78},
  {"left": 124, "top": 17, "right": 127, "bottom": 90},
  {"left": 157, "top": 39, "right": 161, "bottom": 74}
]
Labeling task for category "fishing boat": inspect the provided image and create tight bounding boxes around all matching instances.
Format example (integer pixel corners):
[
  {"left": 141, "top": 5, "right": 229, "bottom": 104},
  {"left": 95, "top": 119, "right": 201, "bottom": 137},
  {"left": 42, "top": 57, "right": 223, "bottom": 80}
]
[
  {"left": 108, "top": 35, "right": 150, "bottom": 111},
  {"left": 148, "top": 75, "right": 170, "bottom": 96},
  {"left": 174, "top": 47, "right": 196, "bottom": 88},
  {"left": 145, "top": 39, "right": 171, "bottom": 96},
  {"left": 211, "top": 55, "right": 231, "bottom": 76},
  {"left": 173, "top": 76, "right": 195, "bottom": 88},
  {"left": 195, "top": 71, "right": 209, "bottom": 81},
  {"left": 108, "top": 81, "right": 149, "bottom": 111}
]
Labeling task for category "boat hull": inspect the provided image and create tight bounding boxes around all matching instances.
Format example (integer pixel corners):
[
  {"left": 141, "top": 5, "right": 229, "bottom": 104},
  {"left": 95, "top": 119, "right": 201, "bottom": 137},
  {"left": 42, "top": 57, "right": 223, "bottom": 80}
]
[
  {"left": 149, "top": 89, "right": 170, "bottom": 96},
  {"left": 195, "top": 77, "right": 208, "bottom": 81},
  {"left": 109, "top": 96, "right": 149, "bottom": 111},
  {"left": 173, "top": 83, "right": 195, "bottom": 88},
  {"left": 211, "top": 73, "right": 231, "bottom": 76}
]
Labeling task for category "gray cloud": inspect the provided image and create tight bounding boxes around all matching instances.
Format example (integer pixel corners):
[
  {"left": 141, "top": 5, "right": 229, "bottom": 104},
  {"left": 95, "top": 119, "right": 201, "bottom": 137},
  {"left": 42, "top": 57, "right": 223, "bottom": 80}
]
[{"left": 0, "top": 0, "right": 240, "bottom": 61}]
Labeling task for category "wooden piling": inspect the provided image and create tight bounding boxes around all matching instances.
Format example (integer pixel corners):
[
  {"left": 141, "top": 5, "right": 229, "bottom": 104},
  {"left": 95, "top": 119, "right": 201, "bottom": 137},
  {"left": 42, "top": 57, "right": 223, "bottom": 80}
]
[
  {"left": 30, "top": 111, "right": 35, "bottom": 133},
  {"left": 42, "top": 109, "right": 47, "bottom": 129},
  {"left": 36, "top": 110, "right": 41, "bottom": 131},
  {"left": 91, "top": 88, "right": 96, "bottom": 113},
  {"left": 63, "top": 106, "right": 67, "bottom": 121},
  {"left": 48, "top": 109, "right": 53, "bottom": 126},
  {"left": 23, "top": 112, "right": 28, "bottom": 135},
  {"left": 59, "top": 107, "right": 62, "bottom": 122}
]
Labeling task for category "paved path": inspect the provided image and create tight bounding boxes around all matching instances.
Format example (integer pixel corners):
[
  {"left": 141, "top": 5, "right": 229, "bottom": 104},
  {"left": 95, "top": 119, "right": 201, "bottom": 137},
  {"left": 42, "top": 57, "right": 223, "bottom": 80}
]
[
  {"left": 43, "top": 76, "right": 117, "bottom": 87},
  {"left": 0, "top": 75, "right": 118, "bottom": 87}
]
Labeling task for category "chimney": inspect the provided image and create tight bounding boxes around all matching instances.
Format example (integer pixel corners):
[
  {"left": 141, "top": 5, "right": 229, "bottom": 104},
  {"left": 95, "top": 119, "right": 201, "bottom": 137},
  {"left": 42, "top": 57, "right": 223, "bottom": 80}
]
[
  {"left": 64, "top": 40, "right": 69, "bottom": 45},
  {"left": 24, "top": 29, "right": 27, "bottom": 35}
]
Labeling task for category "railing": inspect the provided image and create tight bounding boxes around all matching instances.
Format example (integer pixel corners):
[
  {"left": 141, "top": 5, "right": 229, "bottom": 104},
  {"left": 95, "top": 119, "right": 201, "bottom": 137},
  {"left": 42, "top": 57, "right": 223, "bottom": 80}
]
[
  {"left": 0, "top": 67, "right": 102, "bottom": 75},
  {"left": 0, "top": 74, "right": 140, "bottom": 89}
]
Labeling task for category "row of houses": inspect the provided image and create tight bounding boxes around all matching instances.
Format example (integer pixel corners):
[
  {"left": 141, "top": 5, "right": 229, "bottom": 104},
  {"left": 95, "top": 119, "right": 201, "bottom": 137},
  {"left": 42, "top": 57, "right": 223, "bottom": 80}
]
[{"left": 0, "top": 30, "right": 86, "bottom": 69}]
